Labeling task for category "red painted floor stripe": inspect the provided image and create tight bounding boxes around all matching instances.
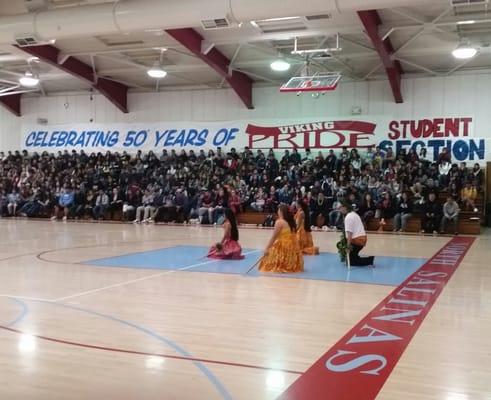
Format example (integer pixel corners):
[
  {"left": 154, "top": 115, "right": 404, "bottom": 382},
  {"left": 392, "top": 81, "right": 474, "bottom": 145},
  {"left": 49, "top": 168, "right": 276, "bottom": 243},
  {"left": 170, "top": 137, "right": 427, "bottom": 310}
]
[
  {"left": 277, "top": 237, "right": 475, "bottom": 400},
  {"left": 0, "top": 324, "right": 303, "bottom": 375}
]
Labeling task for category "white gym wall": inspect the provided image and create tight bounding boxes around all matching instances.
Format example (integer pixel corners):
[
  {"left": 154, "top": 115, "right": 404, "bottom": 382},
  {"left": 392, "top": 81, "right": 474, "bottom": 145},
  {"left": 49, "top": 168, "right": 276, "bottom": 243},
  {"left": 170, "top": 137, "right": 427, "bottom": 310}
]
[{"left": 1, "top": 72, "right": 491, "bottom": 153}]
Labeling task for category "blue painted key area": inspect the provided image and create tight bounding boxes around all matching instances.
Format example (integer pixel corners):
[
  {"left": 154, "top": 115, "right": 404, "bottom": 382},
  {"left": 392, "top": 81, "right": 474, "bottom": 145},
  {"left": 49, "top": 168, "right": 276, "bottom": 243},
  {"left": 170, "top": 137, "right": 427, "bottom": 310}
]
[{"left": 84, "top": 245, "right": 426, "bottom": 286}]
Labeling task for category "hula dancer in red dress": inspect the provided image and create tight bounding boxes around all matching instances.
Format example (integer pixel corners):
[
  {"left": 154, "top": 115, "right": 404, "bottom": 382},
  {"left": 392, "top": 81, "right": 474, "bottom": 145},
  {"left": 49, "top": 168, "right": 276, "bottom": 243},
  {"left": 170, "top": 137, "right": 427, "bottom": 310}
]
[{"left": 207, "top": 208, "right": 244, "bottom": 259}]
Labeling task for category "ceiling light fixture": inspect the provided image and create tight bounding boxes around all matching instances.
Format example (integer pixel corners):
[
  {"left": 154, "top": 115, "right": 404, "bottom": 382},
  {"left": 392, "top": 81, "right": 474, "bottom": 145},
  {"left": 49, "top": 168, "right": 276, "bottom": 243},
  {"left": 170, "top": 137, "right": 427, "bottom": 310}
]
[
  {"left": 147, "top": 62, "right": 167, "bottom": 79},
  {"left": 270, "top": 55, "right": 291, "bottom": 72},
  {"left": 456, "top": 20, "right": 475, "bottom": 25},
  {"left": 261, "top": 16, "right": 301, "bottom": 22},
  {"left": 452, "top": 41, "right": 477, "bottom": 59},
  {"left": 19, "top": 71, "right": 39, "bottom": 87}
]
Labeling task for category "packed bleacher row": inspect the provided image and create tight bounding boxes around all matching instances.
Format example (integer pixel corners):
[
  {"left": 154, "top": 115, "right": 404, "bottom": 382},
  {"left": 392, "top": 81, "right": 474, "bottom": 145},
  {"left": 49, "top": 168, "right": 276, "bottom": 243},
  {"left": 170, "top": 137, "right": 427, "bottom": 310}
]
[{"left": 0, "top": 146, "right": 485, "bottom": 234}]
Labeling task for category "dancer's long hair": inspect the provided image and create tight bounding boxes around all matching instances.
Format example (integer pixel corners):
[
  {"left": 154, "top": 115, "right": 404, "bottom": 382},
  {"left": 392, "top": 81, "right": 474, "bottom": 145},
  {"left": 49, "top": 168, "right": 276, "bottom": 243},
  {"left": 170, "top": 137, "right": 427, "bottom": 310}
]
[
  {"left": 298, "top": 200, "right": 312, "bottom": 232},
  {"left": 279, "top": 204, "right": 297, "bottom": 233},
  {"left": 225, "top": 208, "right": 239, "bottom": 241}
]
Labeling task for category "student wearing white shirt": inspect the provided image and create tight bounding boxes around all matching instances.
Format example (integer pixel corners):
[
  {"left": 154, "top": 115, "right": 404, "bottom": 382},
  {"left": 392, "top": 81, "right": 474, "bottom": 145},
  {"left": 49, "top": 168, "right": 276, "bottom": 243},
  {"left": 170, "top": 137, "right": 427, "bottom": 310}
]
[{"left": 340, "top": 202, "right": 375, "bottom": 267}]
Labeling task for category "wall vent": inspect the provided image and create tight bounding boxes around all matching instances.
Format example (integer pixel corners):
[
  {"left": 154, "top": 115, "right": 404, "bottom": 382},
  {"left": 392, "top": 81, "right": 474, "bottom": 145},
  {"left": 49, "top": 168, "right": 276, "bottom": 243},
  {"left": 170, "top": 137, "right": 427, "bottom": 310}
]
[
  {"left": 451, "top": 0, "right": 489, "bottom": 5},
  {"left": 201, "top": 18, "right": 231, "bottom": 30},
  {"left": 14, "top": 34, "right": 42, "bottom": 47},
  {"left": 306, "top": 14, "right": 333, "bottom": 21},
  {"left": 96, "top": 36, "right": 145, "bottom": 47},
  {"left": 251, "top": 17, "right": 307, "bottom": 34}
]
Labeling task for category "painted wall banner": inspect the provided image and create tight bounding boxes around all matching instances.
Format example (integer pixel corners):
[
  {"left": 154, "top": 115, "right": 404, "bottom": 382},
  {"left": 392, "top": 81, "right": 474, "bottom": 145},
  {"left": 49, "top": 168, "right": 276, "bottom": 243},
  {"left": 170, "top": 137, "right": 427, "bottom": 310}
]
[
  {"left": 20, "top": 116, "right": 489, "bottom": 161},
  {"left": 276, "top": 237, "right": 475, "bottom": 400}
]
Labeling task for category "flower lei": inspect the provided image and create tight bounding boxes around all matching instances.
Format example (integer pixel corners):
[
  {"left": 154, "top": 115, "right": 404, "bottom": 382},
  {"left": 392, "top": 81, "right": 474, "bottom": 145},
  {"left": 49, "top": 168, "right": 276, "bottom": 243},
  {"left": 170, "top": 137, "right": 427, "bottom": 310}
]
[{"left": 336, "top": 231, "right": 349, "bottom": 262}]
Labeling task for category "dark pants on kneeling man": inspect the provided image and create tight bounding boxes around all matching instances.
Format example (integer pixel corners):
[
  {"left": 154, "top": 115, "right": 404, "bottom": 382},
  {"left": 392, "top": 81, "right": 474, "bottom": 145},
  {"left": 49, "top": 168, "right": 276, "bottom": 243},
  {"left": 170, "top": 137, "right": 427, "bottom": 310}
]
[{"left": 349, "top": 243, "right": 374, "bottom": 267}]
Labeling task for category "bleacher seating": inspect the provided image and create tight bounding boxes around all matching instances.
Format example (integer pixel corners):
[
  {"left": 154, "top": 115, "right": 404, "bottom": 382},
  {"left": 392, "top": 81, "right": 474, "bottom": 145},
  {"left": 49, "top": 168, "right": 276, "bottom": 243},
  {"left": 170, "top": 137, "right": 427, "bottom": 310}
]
[{"left": 235, "top": 192, "right": 484, "bottom": 236}]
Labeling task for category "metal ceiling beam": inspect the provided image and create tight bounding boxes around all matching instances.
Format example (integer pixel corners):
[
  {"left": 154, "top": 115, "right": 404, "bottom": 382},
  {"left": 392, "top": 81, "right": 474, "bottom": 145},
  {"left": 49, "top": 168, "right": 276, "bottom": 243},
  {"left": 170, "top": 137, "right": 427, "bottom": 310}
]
[
  {"left": 446, "top": 57, "right": 478, "bottom": 75},
  {"left": 395, "top": 57, "right": 442, "bottom": 76},
  {"left": 61, "top": 28, "right": 360, "bottom": 59},
  {"left": 231, "top": 68, "right": 278, "bottom": 84},
  {"left": 358, "top": 10, "right": 404, "bottom": 103},
  {"left": 389, "top": 8, "right": 426, "bottom": 24},
  {"left": 94, "top": 53, "right": 219, "bottom": 88},
  {"left": 165, "top": 28, "right": 253, "bottom": 109},
  {"left": 382, "top": 11, "right": 491, "bottom": 40},
  {"left": 363, "top": 62, "right": 383, "bottom": 80},
  {"left": 221, "top": 44, "right": 243, "bottom": 88},
  {"left": 0, "top": 78, "right": 20, "bottom": 85},
  {"left": 0, "top": 93, "right": 21, "bottom": 116},
  {"left": 0, "top": 89, "right": 38, "bottom": 96},
  {"left": 16, "top": 44, "right": 129, "bottom": 113}
]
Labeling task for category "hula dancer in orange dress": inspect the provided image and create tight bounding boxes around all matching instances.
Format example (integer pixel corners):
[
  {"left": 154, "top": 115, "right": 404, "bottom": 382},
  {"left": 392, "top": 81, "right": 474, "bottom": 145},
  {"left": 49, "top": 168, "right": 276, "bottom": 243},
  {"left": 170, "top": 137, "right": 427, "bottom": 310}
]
[
  {"left": 259, "top": 204, "right": 304, "bottom": 273},
  {"left": 207, "top": 209, "right": 244, "bottom": 259},
  {"left": 295, "top": 200, "right": 319, "bottom": 255}
]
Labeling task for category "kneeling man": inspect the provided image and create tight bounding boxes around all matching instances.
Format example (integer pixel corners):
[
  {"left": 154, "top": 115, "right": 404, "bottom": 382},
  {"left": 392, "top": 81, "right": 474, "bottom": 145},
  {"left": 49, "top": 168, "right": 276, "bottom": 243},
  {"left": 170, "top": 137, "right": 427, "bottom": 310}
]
[{"left": 340, "top": 202, "right": 375, "bottom": 267}]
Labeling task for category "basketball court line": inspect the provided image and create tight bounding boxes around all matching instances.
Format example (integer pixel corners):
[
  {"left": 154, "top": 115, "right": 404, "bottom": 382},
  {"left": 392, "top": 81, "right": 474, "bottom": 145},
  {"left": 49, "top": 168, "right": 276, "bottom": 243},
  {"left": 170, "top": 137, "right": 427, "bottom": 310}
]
[
  {"left": 35, "top": 237, "right": 193, "bottom": 265},
  {"left": 0, "top": 294, "right": 53, "bottom": 302},
  {"left": 1, "top": 296, "right": 300, "bottom": 400},
  {"left": 0, "top": 323, "right": 304, "bottom": 376},
  {"left": 0, "top": 251, "right": 46, "bottom": 262},
  {"left": 52, "top": 250, "right": 261, "bottom": 302},
  {"left": 4, "top": 297, "right": 29, "bottom": 327},
  {"left": 2, "top": 297, "right": 234, "bottom": 400}
]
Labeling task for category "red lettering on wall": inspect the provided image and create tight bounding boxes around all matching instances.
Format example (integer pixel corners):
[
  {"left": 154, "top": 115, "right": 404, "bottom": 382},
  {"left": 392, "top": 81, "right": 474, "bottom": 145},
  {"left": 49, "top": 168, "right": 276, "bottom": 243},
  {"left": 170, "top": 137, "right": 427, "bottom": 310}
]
[
  {"left": 410, "top": 121, "right": 422, "bottom": 138},
  {"left": 400, "top": 121, "right": 410, "bottom": 139},
  {"left": 422, "top": 119, "right": 433, "bottom": 138},
  {"left": 444, "top": 118, "right": 459, "bottom": 137},
  {"left": 349, "top": 133, "right": 375, "bottom": 148},
  {"left": 387, "top": 117, "right": 473, "bottom": 140},
  {"left": 461, "top": 117, "right": 472, "bottom": 136},
  {"left": 432, "top": 118, "right": 444, "bottom": 137},
  {"left": 388, "top": 121, "right": 400, "bottom": 140}
]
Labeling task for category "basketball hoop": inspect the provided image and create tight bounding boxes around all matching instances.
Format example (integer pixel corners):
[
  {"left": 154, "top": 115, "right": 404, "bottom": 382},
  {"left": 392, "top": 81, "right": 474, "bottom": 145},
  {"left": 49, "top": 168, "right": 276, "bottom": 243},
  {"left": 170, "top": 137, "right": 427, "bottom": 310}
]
[{"left": 280, "top": 72, "right": 341, "bottom": 93}]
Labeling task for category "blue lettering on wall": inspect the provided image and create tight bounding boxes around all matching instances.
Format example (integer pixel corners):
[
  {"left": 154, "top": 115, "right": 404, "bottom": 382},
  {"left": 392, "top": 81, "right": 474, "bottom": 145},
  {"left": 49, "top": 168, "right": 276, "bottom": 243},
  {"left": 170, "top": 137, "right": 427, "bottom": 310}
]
[
  {"left": 25, "top": 131, "right": 36, "bottom": 146},
  {"left": 164, "top": 130, "right": 177, "bottom": 147},
  {"left": 33, "top": 132, "right": 43, "bottom": 147},
  {"left": 66, "top": 131, "right": 77, "bottom": 146},
  {"left": 213, "top": 128, "right": 229, "bottom": 146},
  {"left": 379, "top": 138, "right": 486, "bottom": 162},
  {"left": 184, "top": 129, "right": 198, "bottom": 146},
  {"left": 174, "top": 130, "right": 186, "bottom": 147},
  {"left": 378, "top": 140, "right": 392, "bottom": 153},
  {"left": 395, "top": 140, "right": 411, "bottom": 155},
  {"left": 75, "top": 132, "right": 86, "bottom": 147},
  {"left": 56, "top": 131, "right": 68, "bottom": 146},
  {"left": 155, "top": 130, "right": 167, "bottom": 146},
  {"left": 225, "top": 128, "right": 239, "bottom": 146},
  {"left": 468, "top": 139, "right": 485, "bottom": 160},
  {"left": 453, "top": 140, "right": 469, "bottom": 161},
  {"left": 426, "top": 140, "right": 445, "bottom": 160},
  {"left": 49, "top": 131, "right": 59, "bottom": 147},
  {"left": 196, "top": 130, "right": 208, "bottom": 146},
  {"left": 107, "top": 131, "right": 119, "bottom": 147},
  {"left": 133, "top": 130, "right": 147, "bottom": 147},
  {"left": 410, "top": 141, "right": 425, "bottom": 153}
]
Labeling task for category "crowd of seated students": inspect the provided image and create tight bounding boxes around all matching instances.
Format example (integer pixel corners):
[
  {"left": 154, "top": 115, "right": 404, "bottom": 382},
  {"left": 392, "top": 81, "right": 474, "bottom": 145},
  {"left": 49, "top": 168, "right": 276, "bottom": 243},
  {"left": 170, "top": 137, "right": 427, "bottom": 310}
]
[{"left": 0, "top": 146, "right": 484, "bottom": 234}]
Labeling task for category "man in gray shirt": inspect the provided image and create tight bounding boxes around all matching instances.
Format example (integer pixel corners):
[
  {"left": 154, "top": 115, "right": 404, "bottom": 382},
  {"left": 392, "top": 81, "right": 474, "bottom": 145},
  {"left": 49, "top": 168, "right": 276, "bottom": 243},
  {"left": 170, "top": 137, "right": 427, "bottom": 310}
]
[{"left": 440, "top": 195, "right": 460, "bottom": 235}]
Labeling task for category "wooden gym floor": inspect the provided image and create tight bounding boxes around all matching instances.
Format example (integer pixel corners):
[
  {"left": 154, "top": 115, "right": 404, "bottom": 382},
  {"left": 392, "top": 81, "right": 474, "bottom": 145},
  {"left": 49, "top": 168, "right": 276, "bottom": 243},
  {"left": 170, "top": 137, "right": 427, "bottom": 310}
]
[{"left": 0, "top": 219, "right": 489, "bottom": 400}]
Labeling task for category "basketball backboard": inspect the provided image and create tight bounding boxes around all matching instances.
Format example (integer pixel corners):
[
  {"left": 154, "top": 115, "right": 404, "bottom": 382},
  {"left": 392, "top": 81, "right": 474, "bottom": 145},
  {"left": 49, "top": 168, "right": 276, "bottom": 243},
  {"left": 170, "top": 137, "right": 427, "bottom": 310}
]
[{"left": 280, "top": 73, "right": 341, "bottom": 93}]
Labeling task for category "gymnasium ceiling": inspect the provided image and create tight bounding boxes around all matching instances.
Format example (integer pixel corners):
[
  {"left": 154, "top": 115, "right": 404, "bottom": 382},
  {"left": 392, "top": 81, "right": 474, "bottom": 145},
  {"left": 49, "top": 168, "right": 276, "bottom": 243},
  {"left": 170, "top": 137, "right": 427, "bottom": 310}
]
[{"left": 0, "top": 0, "right": 490, "bottom": 99}]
